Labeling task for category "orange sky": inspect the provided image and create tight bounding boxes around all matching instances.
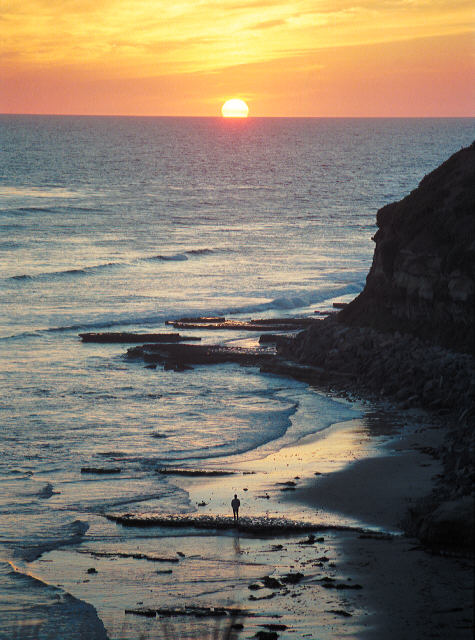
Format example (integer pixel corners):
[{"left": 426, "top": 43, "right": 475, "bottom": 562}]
[{"left": 1, "top": 0, "right": 474, "bottom": 116}]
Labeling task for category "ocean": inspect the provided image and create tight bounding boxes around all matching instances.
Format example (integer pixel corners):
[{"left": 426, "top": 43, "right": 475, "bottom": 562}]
[{"left": 0, "top": 116, "right": 474, "bottom": 638}]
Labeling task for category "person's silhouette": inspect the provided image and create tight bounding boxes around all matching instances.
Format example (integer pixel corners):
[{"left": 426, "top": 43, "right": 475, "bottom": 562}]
[{"left": 231, "top": 494, "right": 240, "bottom": 523}]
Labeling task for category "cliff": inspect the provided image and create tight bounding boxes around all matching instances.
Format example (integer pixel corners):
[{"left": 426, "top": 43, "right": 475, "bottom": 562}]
[
  {"left": 281, "top": 142, "right": 475, "bottom": 549},
  {"left": 339, "top": 141, "right": 475, "bottom": 354}
]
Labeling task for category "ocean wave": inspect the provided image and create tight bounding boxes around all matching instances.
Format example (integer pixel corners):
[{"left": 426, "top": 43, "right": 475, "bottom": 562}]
[
  {"left": 147, "top": 248, "right": 217, "bottom": 261},
  {"left": 149, "top": 253, "right": 189, "bottom": 262},
  {"left": 228, "top": 282, "right": 364, "bottom": 315},
  {"left": 7, "top": 262, "right": 122, "bottom": 282},
  {"left": 14, "top": 206, "right": 57, "bottom": 213},
  {"left": 5, "top": 248, "right": 219, "bottom": 282},
  {"left": 0, "top": 281, "right": 364, "bottom": 340}
]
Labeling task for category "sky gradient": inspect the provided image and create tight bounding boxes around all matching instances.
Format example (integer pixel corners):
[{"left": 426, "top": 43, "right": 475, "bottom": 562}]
[{"left": 1, "top": 0, "right": 474, "bottom": 116}]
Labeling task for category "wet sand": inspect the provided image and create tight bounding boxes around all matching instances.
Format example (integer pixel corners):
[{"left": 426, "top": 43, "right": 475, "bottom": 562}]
[{"left": 26, "top": 404, "right": 474, "bottom": 639}]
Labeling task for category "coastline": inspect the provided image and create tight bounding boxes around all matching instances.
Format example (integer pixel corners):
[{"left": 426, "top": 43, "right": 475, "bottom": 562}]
[
  {"left": 6, "top": 363, "right": 471, "bottom": 639},
  {"left": 92, "top": 395, "right": 471, "bottom": 638},
  {"left": 178, "top": 399, "right": 473, "bottom": 639}
]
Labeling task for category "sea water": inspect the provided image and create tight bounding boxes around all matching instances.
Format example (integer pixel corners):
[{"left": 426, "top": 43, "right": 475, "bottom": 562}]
[{"left": 0, "top": 116, "right": 474, "bottom": 637}]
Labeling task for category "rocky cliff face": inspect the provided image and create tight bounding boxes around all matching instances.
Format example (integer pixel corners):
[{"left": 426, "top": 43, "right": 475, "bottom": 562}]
[{"left": 339, "top": 142, "right": 475, "bottom": 354}]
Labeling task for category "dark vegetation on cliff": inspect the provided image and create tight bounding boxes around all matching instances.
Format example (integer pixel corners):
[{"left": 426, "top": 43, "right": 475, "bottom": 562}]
[{"left": 282, "top": 142, "right": 475, "bottom": 549}]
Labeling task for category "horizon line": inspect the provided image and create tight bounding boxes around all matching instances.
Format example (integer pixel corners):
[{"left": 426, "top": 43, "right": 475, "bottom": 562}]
[{"left": 1, "top": 113, "right": 474, "bottom": 119}]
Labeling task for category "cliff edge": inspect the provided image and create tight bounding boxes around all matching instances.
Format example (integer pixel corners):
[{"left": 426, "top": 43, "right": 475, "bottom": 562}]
[
  {"left": 339, "top": 141, "right": 475, "bottom": 354},
  {"left": 282, "top": 142, "right": 475, "bottom": 549}
]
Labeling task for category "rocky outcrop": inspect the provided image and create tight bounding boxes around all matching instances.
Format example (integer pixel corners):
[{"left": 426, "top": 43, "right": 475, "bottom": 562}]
[
  {"left": 282, "top": 320, "right": 475, "bottom": 419},
  {"left": 283, "top": 143, "right": 475, "bottom": 549},
  {"left": 338, "top": 141, "right": 475, "bottom": 355}
]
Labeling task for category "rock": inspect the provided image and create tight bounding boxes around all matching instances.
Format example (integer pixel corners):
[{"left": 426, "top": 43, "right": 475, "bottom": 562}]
[
  {"left": 261, "top": 576, "right": 283, "bottom": 589},
  {"left": 128, "top": 342, "right": 276, "bottom": 369},
  {"left": 86, "top": 568, "right": 97, "bottom": 574},
  {"left": 82, "top": 550, "right": 179, "bottom": 563},
  {"left": 125, "top": 608, "right": 156, "bottom": 617},
  {"left": 281, "top": 572, "right": 304, "bottom": 584},
  {"left": 338, "top": 142, "right": 475, "bottom": 354},
  {"left": 318, "top": 577, "right": 362, "bottom": 590},
  {"left": 249, "top": 593, "right": 276, "bottom": 601},
  {"left": 416, "top": 496, "right": 474, "bottom": 549},
  {"left": 254, "top": 631, "right": 279, "bottom": 640},
  {"left": 127, "top": 605, "right": 248, "bottom": 619},
  {"left": 166, "top": 316, "right": 226, "bottom": 324},
  {"left": 81, "top": 467, "right": 121, "bottom": 474},
  {"left": 157, "top": 468, "right": 235, "bottom": 476},
  {"left": 79, "top": 332, "right": 198, "bottom": 343}
]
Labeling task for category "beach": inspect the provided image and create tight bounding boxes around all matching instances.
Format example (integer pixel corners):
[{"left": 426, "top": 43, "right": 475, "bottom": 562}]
[{"left": 17, "top": 395, "right": 471, "bottom": 640}]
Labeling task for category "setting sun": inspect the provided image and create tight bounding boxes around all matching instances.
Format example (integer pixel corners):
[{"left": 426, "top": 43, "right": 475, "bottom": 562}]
[{"left": 221, "top": 99, "right": 249, "bottom": 118}]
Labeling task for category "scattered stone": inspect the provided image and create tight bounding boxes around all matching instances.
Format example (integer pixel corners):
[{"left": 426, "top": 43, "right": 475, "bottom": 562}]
[
  {"left": 318, "top": 577, "right": 362, "bottom": 590},
  {"left": 249, "top": 593, "right": 276, "bottom": 601},
  {"left": 126, "top": 605, "right": 249, "bottom": 619},
  {"left": 262, "top": 576, "right": 283, "bottom": 589},
  {"left": 106, "top": 513, "right": 345, "bottom": 534},
  {"left": 281, "top": 572, "right": 304, "bottom": 585},
  {"left": 80, "top": 550, "right": 179, "bottom": 563}
]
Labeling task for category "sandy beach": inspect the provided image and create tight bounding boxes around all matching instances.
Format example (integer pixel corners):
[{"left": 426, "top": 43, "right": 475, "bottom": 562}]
[{"left": 24, "top": 397, "right": 473, "bottom": 639}]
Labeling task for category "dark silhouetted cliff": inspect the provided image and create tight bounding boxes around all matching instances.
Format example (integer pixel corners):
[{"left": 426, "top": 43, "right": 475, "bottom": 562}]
[{"left": 339, "top": 141, "right": 475, "bottom": 354}]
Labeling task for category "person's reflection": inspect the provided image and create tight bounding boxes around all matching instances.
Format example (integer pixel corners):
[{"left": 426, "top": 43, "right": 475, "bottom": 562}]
[{"left": 233, "top": 531, "right": 241, "bottom": 555}]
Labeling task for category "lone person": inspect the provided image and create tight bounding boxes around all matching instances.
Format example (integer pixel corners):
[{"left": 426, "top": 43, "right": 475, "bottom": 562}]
[{"left": 231, "top": 494, "right": 240, "bottom": 523}]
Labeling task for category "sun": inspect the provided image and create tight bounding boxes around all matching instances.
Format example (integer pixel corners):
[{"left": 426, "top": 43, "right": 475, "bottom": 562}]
[{"left": 221, "top": 98, "right": 249, "bottom": 118}]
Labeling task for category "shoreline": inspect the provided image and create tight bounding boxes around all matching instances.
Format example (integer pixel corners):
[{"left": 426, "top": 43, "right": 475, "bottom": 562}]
[
  {"left": 15, "top": 364, "right": 474, "bottom": 639},
  {"left": 173, "top": 398, "right": 473, "bottom": 639}
]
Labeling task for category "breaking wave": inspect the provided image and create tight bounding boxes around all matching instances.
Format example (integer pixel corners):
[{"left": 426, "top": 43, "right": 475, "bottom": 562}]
[{"left": 6, "top": 248, "right": 219, "bottom": 282}]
